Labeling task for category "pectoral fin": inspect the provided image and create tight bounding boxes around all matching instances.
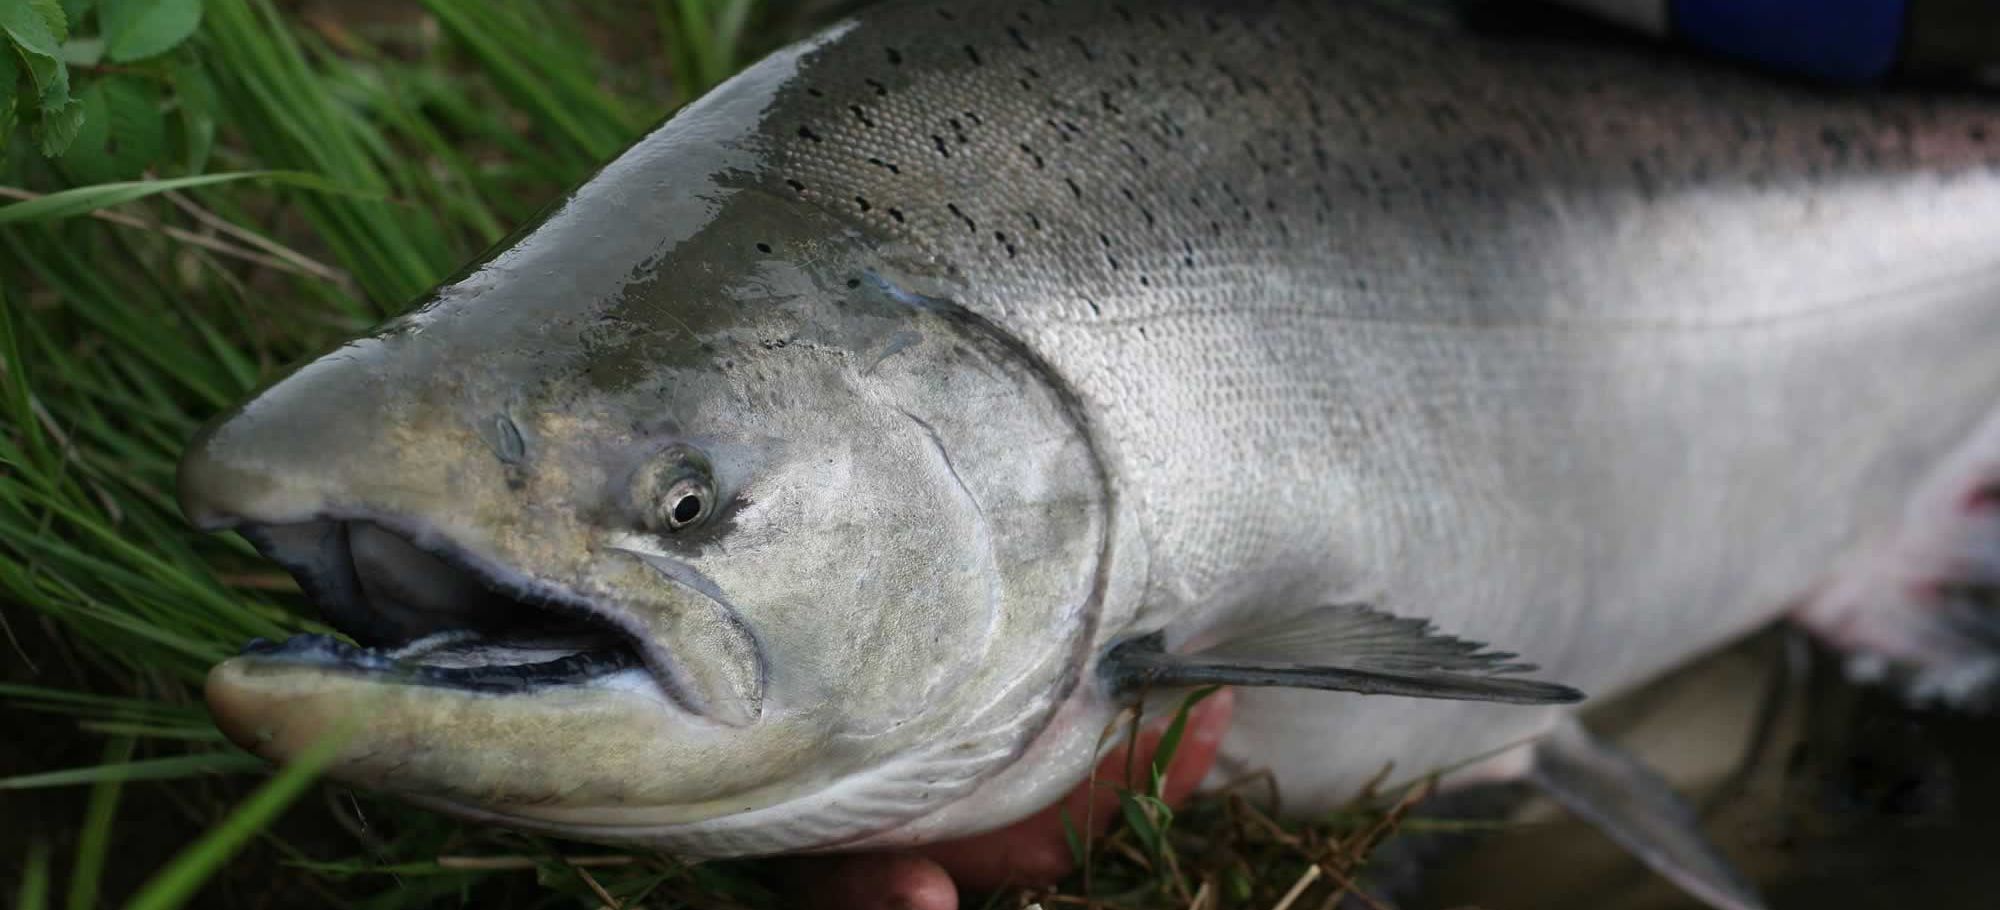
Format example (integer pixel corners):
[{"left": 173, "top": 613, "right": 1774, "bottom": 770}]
[
  {"left": 1529, "top": 717, "right": 1768, "bottom": 910},
  {"left": 1100, "top": 603, "right": 1584, "bottom": 705}
]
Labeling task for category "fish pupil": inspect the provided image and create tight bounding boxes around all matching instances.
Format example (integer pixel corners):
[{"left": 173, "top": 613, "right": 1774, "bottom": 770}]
[{"left": 671, "top": 494, "right": 704, "bottom": 526}]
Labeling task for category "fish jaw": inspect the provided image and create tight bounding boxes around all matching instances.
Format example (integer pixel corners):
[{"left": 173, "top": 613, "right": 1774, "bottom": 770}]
[
  {"left": 204, "top": 653, "right": 832, "bottom": 826},
  {"left": 199, "top": 514, "right": 806, "bottom": 824}
]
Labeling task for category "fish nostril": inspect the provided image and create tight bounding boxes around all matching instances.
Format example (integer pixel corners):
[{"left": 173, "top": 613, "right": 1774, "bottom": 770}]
[{"left": 490, "top": 415, "right": 528, "bottom": 465}]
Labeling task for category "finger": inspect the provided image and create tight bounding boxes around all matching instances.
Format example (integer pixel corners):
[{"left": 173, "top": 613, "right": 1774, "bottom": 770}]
[
  {"left": 916, "top": 687, "right": 1236, "bottom": 890},
  {"left": 782, "top": 852, "right": 958, "bottom": 910}
]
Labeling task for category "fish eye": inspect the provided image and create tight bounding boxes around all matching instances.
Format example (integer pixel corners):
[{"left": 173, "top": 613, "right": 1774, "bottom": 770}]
[
  {"left": 662, "top": 477, "right": 710, "bottom": 530},
  {"left": 637, "top": 445, "right": 715, "bottom": 533}
]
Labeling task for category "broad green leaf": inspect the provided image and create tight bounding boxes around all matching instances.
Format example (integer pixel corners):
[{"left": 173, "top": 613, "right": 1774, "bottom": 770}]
[
  {"left": 56, "top": 73, "right": 108, "bottom": 173},
  {"left": 59, "top": 0, "right": 95, "bottom": 27},
  {"left": 0, "top": 170, "right": 352, "bottom": 224},
  {"left": 60, "top": 75, "right": 165, "bottom": 182},
  {"left": 2, "top": 0, "right": 71, "bottom": 104},
  {"left": 29, "top": 0, "right": 67, "bottom": 42},
  {"left": 103, "top": 75, "right": 166, "bottom": 172},
  {"left": 168, "top": 57, "right": 214, "bottom": 171},
  {"left": 32, "top": 96, "right": 82, "bottom": 156},
  {"left": 0, "top": 43, "right": 17, "bottom": 142},
  {"left": 100, "top": 0, "right": 203, "bottom": 63}
]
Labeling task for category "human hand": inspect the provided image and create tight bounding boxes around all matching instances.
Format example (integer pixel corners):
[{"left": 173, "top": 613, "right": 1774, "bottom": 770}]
[{"left": 785, "top": 688, "right": 1236, "bottom": 910}]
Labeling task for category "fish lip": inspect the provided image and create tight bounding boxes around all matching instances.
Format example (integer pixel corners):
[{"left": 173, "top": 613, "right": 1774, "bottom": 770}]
[
  {"left": 602, "top": 542, "right": 767, "bottom": 727},
  {"left": 229, "top": 511, "right": 709, "bottom": 717}
]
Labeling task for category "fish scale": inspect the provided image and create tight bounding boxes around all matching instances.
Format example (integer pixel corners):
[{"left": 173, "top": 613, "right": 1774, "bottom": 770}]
[{"left": 758, "top": 0, "right": 2000, "bottom": 809}]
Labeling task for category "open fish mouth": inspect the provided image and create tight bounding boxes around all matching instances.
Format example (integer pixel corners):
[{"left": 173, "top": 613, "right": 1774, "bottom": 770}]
[{"left": 235, "top": 519, "right": 659, "bottom": 697}]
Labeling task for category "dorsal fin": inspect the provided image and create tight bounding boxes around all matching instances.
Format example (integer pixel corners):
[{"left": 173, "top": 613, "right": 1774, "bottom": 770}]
[
  {"left": 1529, "top": 717, "right": 1769, "bottom": 910},
  {"left": 1100, "top": 603, "right": 1584, "bottom": 705}
]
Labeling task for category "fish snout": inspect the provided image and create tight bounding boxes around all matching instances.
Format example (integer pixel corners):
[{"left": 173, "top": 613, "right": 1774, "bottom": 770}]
[
  {"left": 175, "top": 398, "right": 380, "bottom": 532},
  {"left": 175, "top": 329, "right": 490, "bottom": 534},
  {"left": 176, "top": 336, "right": 411, "bottom": 531},
  {"left": 177, "top": 416, "right": 281, "bottom": 532}
]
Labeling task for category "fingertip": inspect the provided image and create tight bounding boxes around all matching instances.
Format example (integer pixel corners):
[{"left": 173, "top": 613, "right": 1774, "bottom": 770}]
[
  {"left": 892, "top": 856, "right": 959, "bottom": 910},
  {"left": 785, "top": 853, "right": 958, "bottom": 910},
  {"left": 1186, "top": 686, "right": 1237, "bottom": 742},
  {"left": 1005, "top": 837, "right": 1081, "bottom": 886},
  {"left": 915, "top": 822, "right": 1077, "bottom": 890}
]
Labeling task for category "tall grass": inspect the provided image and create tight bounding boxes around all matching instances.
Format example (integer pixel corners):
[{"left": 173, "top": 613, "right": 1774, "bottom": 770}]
[{"left": 1, "top": 2, "right": 770, "bottom": 906}]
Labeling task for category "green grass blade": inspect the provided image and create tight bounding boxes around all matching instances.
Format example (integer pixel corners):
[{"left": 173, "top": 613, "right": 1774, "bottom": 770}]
[
  {"left": 16, "top": 840, "right": 53, "bottom": 910},
  {"left": 0, "top": 284, "right": 56, "bottom": 485},
  {"left": 0, "top": 752, "right": 267, "bottom": 789},
  {"left": 1148, "top": 684, "right": 1220, "bottom": 796},
  {"left": 712, "top": 0, "right": 756, "bottom": 78},
  {"left": 1117, "top": 789, "right": 1169, "bottom": 862},
  {"left": 0, "top": 172, "right": 354, "bottom": 224},
  {"left": 121, "top": 725, "right": 349, "bottom": 910},
  {"left": 0, "top": 683, "right": 207, "bottom": 721},
  {"left": 674, "top": 0, "right": 721, "bottom": 89},
  {"left": 420, "top": 0, "right": 636, "bottom": 159},
  {"left": 66, "top": 735, "right": 136, "bottom": 910},
  {"left": 77, "top": 720, "right": 229, "bottom": 741}
]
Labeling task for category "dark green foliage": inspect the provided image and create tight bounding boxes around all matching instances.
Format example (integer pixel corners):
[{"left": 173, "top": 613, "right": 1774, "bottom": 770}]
[{"left": 0, "top": 3, "right": 794, "bottom": 906}]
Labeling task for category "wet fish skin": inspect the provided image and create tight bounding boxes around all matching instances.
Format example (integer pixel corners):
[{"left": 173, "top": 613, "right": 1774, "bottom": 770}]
[
  {"left": 179, "top": 0, "right": 2000, "bottom": 860},
  {"left": 759, "top": 0, "right": 2000, "bottom": 834}
]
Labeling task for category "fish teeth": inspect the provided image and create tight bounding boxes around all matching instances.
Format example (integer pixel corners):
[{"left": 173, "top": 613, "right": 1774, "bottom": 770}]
[
  {"left": 243, "top": 633, "right": 397, "bottom": 671},
  {"left": 385, "top": 628, "right": 488, "bottom": 661},
  {"left": 239, "top": 631, "right": 644, "bottom": 693}
]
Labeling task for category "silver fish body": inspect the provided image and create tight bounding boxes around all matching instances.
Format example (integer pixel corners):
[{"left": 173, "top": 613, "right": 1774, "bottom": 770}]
[{"left": 180, "top": 0, "right": 2000, "bottom": 858}]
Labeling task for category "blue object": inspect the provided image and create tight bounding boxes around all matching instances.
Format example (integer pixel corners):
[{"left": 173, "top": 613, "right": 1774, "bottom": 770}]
[{"left": 1672, "top": 0, "right": 1908, "bottom": 83}]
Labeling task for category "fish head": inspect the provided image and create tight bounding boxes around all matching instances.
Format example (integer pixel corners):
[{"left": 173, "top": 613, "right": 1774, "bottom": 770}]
[{"left": 178, "top": 102, "right": 1110, "bottom": 854}]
